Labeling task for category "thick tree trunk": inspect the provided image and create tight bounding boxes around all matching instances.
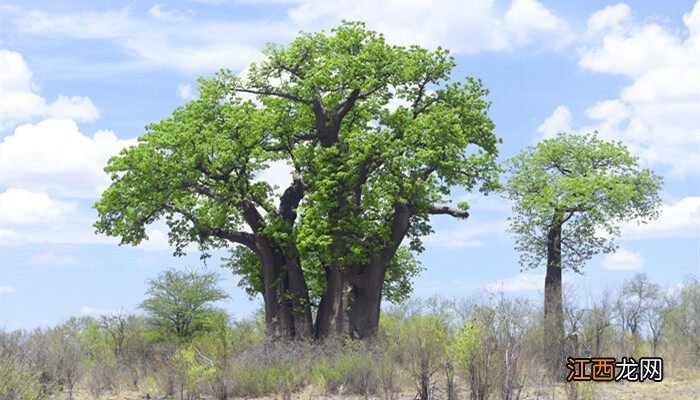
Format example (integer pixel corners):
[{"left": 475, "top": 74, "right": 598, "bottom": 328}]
[
  {"left": 314, "top": 267, "right": 349, "bottom": 338},
  {"left": 286, "top": 256, "right": 314, "bottom": 338},
  {"left": 258, "top": 242, "right": 313, "bottom": 340},
  {"left": 259, "top": 247, "right": 294, "bottom": 339},
  {"left": 346, "top": 260, "right": 386, "bottom": 338},
  {"left": 544, "top": 222, "right": 564, "bottom": 378},
  {"left": 314, "top": 259, "right": 390, "bottom": 339}
]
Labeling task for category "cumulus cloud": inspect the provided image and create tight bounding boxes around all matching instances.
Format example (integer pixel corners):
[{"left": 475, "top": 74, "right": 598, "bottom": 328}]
[
  {"left": 149, "top": 4, "right": 194, "bottom": 21},
  {"left": 0, "top": 50, "right": 99, "bottom": 130},
  {"left": 619, "top": 197, "right": 700, "bottom": 240},
  {"left": 601, "top": 248, "right": 644, "bottom": 270},
  {"left": 503, "top": 0, "right": 572, "bottom": 46},
  {"left": 538, "top": 2, "right": 700, "bottom": 175},
  {"left": 0, "top": 119, "right": 137, "bottom": 197},
  {"left": 5, "top": 1, "right": 572, "bottom": 75},
  {"left": 47, "top": 95, "right": 99, "bottom": 121},
  {"left": 137, "top": 229, "right": 172, "bottom": 251},
  {"left": 177, "top": 83, "right": 193, "bottom": 99},
  {"left": 536, "top": 105, "right": 572, "bottom": 139},
  {"left": 7, "top": 8, "right": 267, "bottom": 74},
  {"left": 0, "top": 189, "right": 75, "bottom": 226},
  {"left": 586, "top": 3, "right": 631, "bottom": 35},
  {"left": 288, "top": 0, "right": 569, "bottom": 53}
]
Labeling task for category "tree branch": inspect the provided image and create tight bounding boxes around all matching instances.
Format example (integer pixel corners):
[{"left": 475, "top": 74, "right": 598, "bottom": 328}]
[
  {"left": 428, "top": 205, "right": 469, "bottom": 219},
  {"left": 236, "top": 87, "right": 310, "bottom": 105},
  {"left": 278, "top": 172, "right": 305, "bottom": 223},
  {"left": 163, "top": 204, "right": 258, "bottom": 250}
]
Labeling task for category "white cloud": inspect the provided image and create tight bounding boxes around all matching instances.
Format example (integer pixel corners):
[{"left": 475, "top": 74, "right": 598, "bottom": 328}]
[
  {"left": 149, "top": 4, "right": 194, "bottom": 21},
  {"left": 579, "top": 21, "right": 694, "bottom": 77},
  {"left": 0, "top": 189, "right": 75, "bottom": 225},
  {"left": 256, "top": 160, "right": 293, "bottom": 192},
  {"left": 6, "top": 1, "right": 571, "bottom": 75},
  {"left": 177, "top": 83, "right": 193, "bottom": 99},
  {"left": 485, "top": 272, "right": 544, "bottom": 292},
  {"left": 619, "top": 197, "right": 700, "bottom": 239},
  {"left": 138, "top": 229, "right": 172, "bottom": 251},
  {"left": 458, "top": 193, "right": 511, "bottom": 213},
  {"left": 504, "top": 0, "right": 571, "bottom": 46},
  {"left": 423, "top": 225, "right": 491, "bottom": 249},
  {"left": 485, "top": 271, "right": 573, "bottom": 292},
  {"left": 80, "top": 306, "right": 116, "bottom": 317},
  {"left": 0, "top": 50, "right": 99, "bottom": 130},
  {"left": 47, "top": 95, "right": 99, "bottom": 121},
  {"left": 0, "top": 230, "right": 23, "bottom": 247},
  {"left": 586, "top": 3, "right": 630, "bottom": 35},
  {"left": 287, "top": 0, "right": 568, "bottom": 54},
  {"left": 536, "top": 105, "right": 571, "bottom": 139},
  {"left": 601, "top": 248, "right": 644, "bottom": 270},
  {"left": 541, "top": 2, "right": 700, "bottom": 175},
  {"left": 8, "top": 8, "right": 268, "bottom": 74},
  {"left": 27, "top": 251, "right": 79, "bottom": 267},
  {"left": 0, "top": 119, "right": 137, "bottom": 197}
]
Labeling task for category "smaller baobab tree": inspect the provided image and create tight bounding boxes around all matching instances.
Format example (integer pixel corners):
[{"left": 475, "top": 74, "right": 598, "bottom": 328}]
[{"left": 504, "top": 133, "right": 662, "bottom": 377}]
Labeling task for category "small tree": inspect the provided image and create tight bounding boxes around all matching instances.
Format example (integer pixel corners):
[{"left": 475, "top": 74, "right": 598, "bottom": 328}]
[
  {"left": 505, "top": 133, "right": 662, "bottom": 376},
  {"left": 582, "top": 287, "right": 615, "bottom": 356},
  {"left": 140, "top": 269, "right": 229, "bottom": 341},
  {"left": 663, "top": 276, "right": 700, "bottom": 365},
  {"left": 452, "top": 306, "right": 497, "bottom": 400}
]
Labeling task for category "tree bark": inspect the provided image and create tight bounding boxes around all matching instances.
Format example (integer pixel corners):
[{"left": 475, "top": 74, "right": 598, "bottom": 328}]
[
  {"left": 346, "top": 260, "right": 387, "bottom": 338},
  {"left": 330, "top": 202, "right": 410, "bottom": 339},
  {"left": 544, "top": 222, "right": 565, "bottom": 378},
  {"left": 314, "top": 267, "right": 350, "bottom": 338}
]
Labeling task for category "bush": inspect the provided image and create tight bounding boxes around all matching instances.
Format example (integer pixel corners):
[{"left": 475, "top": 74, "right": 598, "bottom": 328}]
[
  {"left": 232, "top": 361, "right": 304, "bottom": 399},
  {"left": 312, "top": 348, "right": 378, "bottom": 395},
  {"left": 0, "top": 352, "right": 43, "bottom": 400}
]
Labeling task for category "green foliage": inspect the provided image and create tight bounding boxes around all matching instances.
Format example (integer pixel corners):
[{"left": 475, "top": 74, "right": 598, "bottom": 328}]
[
  {"left": 140, "top": 269, "right": 229, "bottom": 341},
  {"left": 233, "top": 361, "right": 305, "bottom": 398},
  {"left": 451, "top": 306, "right": 497, "bottom": 400},
  {"left": 663, "top": 276, "right": 700, "bottom": 365},
  {"left": 223, "top": 244, "right": 423, "bottom": 307},
  {"left": 94, "top": 21, "right": 501, "bottom": 319},
  {"left": 311, "top": 342, "right": 383, "bottom": 395},
  {"left": 0, "top": 352, "right": 43, "bottom": 400},
  {"left": 505, "top": 132, "right": 663, "bottom": 272}
]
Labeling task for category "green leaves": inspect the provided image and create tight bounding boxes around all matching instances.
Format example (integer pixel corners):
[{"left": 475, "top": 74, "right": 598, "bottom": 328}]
[
  {"left": 140, "top": 269, "right": 229, "bottom": 341},
  {"left": 95, "top": 21, "right": 502, "bottom": 323},
  {"left": 505, "top": 132, "right": 663, "bottom": 272}
]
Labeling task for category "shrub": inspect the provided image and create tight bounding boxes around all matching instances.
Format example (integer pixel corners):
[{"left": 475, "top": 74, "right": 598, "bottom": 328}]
[{"left": 0, "top": 353, "right": 43, "bottom": 400}]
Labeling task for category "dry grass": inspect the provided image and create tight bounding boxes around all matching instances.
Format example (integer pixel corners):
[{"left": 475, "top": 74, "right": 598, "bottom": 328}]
[{"left": 62, "top": 368, "right": 699, "bottom": 400}]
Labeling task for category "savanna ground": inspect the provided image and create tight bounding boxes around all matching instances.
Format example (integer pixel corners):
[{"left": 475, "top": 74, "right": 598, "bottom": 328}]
[
  {"left": 34, "top": 366, "right": 700, "bottom": 400},
  {"left": 3, "top": 272, "right": 698, "bottom": 400}
]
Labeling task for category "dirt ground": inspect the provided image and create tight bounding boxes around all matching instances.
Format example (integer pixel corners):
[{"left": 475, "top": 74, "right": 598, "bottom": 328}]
[{"left": 69, "top": 368, "right": 700, "bottom": 400}]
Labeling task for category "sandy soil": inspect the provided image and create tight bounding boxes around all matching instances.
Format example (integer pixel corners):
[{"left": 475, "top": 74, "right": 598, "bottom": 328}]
[{"left": 68, "top": 368, "right": 700, "bottom": 400}]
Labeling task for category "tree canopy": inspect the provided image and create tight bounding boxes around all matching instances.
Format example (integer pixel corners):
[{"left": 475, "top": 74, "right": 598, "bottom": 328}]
[
  {"left": 504, "top": 132, "right": 662, "bottom": 374},
  {"left": 95, "top": 21, "right": 501, "bottom": 339},
  {"left": 140, "top": 269, "right": 228, "bottom": 341}
]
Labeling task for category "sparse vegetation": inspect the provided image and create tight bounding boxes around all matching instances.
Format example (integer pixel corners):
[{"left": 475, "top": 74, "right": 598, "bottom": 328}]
[{"left": 1, "top": 273, "right": 697, "bottom": 399}]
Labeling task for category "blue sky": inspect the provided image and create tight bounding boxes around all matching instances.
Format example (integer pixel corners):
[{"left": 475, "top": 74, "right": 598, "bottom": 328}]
[{"left": 1, "top": 0, "right": 698, "bottom": 330}]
